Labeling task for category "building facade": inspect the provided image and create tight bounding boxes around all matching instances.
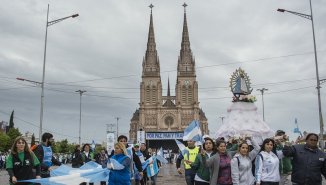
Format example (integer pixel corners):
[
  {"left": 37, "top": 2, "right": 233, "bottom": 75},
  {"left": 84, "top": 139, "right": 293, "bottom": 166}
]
[{"left": 129, "top": 5, "right": 209, "bottom": 148}]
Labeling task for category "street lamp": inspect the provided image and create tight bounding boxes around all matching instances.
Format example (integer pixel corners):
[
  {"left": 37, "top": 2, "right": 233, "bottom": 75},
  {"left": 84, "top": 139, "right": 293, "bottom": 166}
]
[
  {"left": 76, "top": 90, "right": 86, "bottom": 145},
  {"left": 257, "top": 88, "right": 268, "bottom": 121},
  {"left": 278, "top": 0, "right": 324, "bottom": 149},
  {"left": 39, "top": 4, "right": 78, "bottom": 141},
  {"left": 115, "top": 117, "right": 120, "bottom": 140}
]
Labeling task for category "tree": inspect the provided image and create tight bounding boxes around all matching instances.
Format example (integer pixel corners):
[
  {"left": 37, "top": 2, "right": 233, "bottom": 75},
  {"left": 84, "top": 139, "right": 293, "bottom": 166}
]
[
  {"left": 57, "top": 139, "right": 70, "bottom": 153},
  {"left": 7, "top": 127, "right": 22, "bottom": 147},
  {"left": 0, "top": 132, "right": 11, "bottom": 151},
  {"left": 9, "top": 110, "right": 14, "bottom": 129}
]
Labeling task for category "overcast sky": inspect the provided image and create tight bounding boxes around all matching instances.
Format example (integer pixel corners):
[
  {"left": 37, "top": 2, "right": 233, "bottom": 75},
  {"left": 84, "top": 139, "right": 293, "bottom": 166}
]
[{"left": 1, "top": 0, "right": 325, "bottom": 144}]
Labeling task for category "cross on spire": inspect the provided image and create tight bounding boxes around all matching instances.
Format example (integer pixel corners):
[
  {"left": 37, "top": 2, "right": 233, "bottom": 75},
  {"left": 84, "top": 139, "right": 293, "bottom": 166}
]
[
  {"left": 182, "top": 2, "right": 187, "bottom": 13},
  {"left": 149, "top": 4, "right": 154, "bottom": 13}
]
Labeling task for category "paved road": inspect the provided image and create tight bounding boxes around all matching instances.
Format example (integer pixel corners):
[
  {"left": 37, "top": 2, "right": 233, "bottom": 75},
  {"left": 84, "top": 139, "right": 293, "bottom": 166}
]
[
  {"left": 0, "top": 163, "right": 186, "bottom": 185},
  {"left": 1, "top": 164, "right": 326, "bottom": 185}
]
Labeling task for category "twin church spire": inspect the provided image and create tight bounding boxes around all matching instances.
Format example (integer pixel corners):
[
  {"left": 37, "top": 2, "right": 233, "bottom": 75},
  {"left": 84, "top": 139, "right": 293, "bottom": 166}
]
[
  {"left": 142, "top": 3, "right": 195, "bottom": 78},
  {"left": 142, "top": 4, "right": 160, "bottom": 77}
]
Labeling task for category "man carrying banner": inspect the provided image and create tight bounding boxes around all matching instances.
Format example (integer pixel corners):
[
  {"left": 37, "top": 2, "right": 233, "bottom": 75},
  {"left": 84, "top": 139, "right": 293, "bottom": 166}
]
[
  {"left": 176, "top": 140, "right": 200, "bottom": 185},
  {"left": 34, "top": 132, "right": 61, "bottom": 178}
]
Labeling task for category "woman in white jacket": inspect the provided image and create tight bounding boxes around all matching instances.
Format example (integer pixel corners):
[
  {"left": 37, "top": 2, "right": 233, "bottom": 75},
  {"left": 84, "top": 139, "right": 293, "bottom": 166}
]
[
  {"left": 231, "top": 137, "right": 260, "bottom": 185},
  {"left": 254, "top": 138, "right": 280, "bottom": 185}
]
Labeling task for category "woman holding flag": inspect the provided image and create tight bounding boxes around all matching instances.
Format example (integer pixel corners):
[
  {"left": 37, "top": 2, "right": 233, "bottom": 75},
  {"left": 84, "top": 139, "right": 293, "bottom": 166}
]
[
  {"left": 6, "top": 136, "right": 41, "bottom": 185},
  {"left": 108, "top": 142, "right": 131, "bottom": 185}
]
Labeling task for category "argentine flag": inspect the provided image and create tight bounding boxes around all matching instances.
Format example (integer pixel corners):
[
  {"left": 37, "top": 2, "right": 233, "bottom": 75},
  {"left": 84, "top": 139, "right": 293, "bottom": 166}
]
[
  {"left": 175, "top": 139, "right": 187, "bottom": 155},
  {"left": 20, "top": 161, "right": 109, "bottom": 185},
  {"left": 156, "top": 147, "right": 168, "bottom": 164},
  {"left": 183, "top": 120, "right": 202, "bottom": 142},
  {"left": 146, "top": 157, "right": 159, "bottom": 177},
  {"left": 20, "top": 160, "right": 122, "bottom": 185}
]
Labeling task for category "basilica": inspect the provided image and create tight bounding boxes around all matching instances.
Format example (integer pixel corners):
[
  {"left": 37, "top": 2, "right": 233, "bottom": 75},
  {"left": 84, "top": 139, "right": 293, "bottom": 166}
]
[{"left": 129, "top": 4, "right": 209, "bottom": 149}]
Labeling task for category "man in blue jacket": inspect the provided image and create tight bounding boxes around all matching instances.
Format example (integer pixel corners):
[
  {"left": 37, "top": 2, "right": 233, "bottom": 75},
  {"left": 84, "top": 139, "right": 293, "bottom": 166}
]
[{"left": 283, "top": 133, "right": 326, "bottom": 185}]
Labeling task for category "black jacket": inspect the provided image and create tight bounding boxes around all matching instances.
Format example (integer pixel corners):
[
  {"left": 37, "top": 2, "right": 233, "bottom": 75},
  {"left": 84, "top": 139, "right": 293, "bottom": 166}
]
[
  {"left": 34, "top": 144, "right": 61, "bottom": 175},
  {"left": 283, "top": 144, "right": 326, "bottom": 185},
  {"left": 7, "top": 151, "right": 40, "bottom": 185},
  {"left": 71, "top": 150, "right": 83, "bottom": 168}
]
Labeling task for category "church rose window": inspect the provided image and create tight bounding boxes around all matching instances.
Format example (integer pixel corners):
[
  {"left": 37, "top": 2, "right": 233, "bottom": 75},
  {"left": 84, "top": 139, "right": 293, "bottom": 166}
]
[{"left": 164, "top": 116, "right": 174, "bottom": 126}]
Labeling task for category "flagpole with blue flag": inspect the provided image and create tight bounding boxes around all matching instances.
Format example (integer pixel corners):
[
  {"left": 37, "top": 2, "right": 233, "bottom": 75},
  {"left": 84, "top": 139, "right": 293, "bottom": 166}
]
[
  {"left": 293, "top": 118, "right": 303, "bottom": 137},
  {"left": 182, "top": 120, "right": 202, "bottom": 143}
]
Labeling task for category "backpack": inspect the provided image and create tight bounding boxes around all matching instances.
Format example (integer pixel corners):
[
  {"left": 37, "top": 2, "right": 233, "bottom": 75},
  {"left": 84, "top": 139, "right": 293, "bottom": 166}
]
[
  {"left": 30, "top": 144, "right": 38, "bottom": 151},
  {"left": 252, "top": 153, "right": 264, "bottom": 176}
]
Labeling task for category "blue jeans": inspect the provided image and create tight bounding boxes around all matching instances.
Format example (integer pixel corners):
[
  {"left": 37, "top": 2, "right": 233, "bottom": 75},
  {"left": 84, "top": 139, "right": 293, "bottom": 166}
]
[
  {"left": 185, "top": 173, "right": 195, "bottom": 185},
  {"left": 150, "top": 174, "right": 157, "bottom": 185}
]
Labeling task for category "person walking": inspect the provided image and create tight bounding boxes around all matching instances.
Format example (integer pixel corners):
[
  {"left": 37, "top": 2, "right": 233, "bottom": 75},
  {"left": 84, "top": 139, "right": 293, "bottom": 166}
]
[
  {"left": 191, "top": 137, "right": 217, "bottom": 185},
  {"left": 109, "top": 135, "right": 143, "bottom": 183},
  {"left": 133, "top": 144, "right": 145, "bottom": 185},
  {"left": 140, "top": 143, "right": 152, "bottom": 185},
  {"left": 274, "top": 130, "right": 292, "bottom": 185},
  {"left": 95, "top": 148, "right": 108, "bottom": 185},
  {"left": 206, "top": 139, "right": 232, "bottom": 185},
  {"left": 231, "top": 137, "right": 260, "bottom": 185},
  {"left": 34, "top": 132, "right": 61, "bottom": 178},
  {"left": 80, "top": 143, "right": 95, "bottom": 185},
  {"left": 176, "top": 140, "right": 200, "bottom": 185},
  {"left": 255, "top": 138, "right": 280, "bottom": 185},
  {"left": 6, "top": 136, "right": 41, "bottom": 185},
  {"left": 71, "top": 145, "right": 83, "bottom": 168},
  {"left": 108, "top": 142, "right": 131, "bottom": 185},
  {"left": 283, "top": 133, "right": 326, "bottom": 185},
  {"left": 81, "top": 143, "right": 95, "bottom": 164}
]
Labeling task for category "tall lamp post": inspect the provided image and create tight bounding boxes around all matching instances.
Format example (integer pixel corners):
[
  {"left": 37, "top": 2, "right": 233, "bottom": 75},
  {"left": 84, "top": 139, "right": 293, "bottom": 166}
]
[
  {"left": 76, "top": 90, "right": 86, "bottom": 145},
  {"left": 39, "top": 4, "right": 78, "bottom": 141},
  {"left": 115, "top": 117, "right": 120, "bottom": 140},
  {"left": 278, "top": 0, "right": 324, "bottom": 149},
  {"left": 257, "top": 88, "right": 268, "bottom": 121}
]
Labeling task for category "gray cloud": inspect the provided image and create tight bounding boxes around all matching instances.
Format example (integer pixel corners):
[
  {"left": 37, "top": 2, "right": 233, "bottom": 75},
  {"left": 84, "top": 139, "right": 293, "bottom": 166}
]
[{"left": 0, "top": 0, "right": 325, "bottom": 144}]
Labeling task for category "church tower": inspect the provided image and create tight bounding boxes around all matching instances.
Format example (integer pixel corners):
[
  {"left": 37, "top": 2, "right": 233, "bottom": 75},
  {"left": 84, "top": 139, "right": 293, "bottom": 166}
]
[
  {"left": 138, "top": 4, "right": 162, "bottom": 131},
  {"left": 175, "top": 3, "right": 206, "bottom": 132},
  {"left": 129, "top": 4, "right": 208, "bottom": 146}
]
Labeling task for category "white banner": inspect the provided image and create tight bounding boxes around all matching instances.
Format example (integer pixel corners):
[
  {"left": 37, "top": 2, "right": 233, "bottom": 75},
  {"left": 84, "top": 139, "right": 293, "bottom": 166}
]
[
  {"left": 146, "top": 132, "right": 184, "bottom": 140},
  {"left": 137, "top": 131, "right": 146, "bottom": 143},
  {"left": 106, "top": 132, "right": 115, "bottom": 153}
]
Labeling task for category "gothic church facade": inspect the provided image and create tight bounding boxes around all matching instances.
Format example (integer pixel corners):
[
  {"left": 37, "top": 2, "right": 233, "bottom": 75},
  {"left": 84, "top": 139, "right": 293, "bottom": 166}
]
[{"left": 129, "top": 5, "right": 209, "bottom": 143}]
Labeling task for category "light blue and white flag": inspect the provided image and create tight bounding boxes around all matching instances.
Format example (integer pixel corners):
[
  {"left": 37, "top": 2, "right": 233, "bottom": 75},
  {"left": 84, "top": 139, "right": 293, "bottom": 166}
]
[
  {"left": 146, "top": 157, "right": 159, "bottom": 177},
  {"left": 293, "top": 118, "right": 302, "bottom": 136},
  {"left": 183, "top": 120, "right": 202, "bottom": 142},
  {"left": 175, "top": 139, "right": 187, "bottom": 155},
  {"left": 20, "top": 161, "right": 109, "bottom": 185},
  {"left": 108, "top": 158, "right": 125, "bottom": 170},
  {"left": 156, "top": 147, "right": 168, "bottom": 164}
]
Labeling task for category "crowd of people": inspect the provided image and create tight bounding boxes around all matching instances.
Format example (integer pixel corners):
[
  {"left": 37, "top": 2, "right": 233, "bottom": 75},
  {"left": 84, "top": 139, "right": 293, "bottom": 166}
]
[
  {"left": 2, "top": 130, "right": 326, "bottom": 185},
  {"left": 176, "top": 131, "right": 326, "bottom": 185},
  {"left": 3, "top": 133, "right": 159, "bottom": 185}
]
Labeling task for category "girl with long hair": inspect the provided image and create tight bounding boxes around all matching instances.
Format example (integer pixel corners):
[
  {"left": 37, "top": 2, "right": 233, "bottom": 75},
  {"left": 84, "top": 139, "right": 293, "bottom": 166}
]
[
  {"left": 231, "top": 137, "right": 260, "bottom": 185},
  {"left": 206, "top": 140, "right": 232, "bottom": 185},
  {"left": 255, "top": 138, "right": 280, "bottom": 185},
  {"left": 6, "top": 136, "right": 41, "bottom": 185},
  {"left": 191, "top": 137, "right": 217, "bottom": 185}
]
